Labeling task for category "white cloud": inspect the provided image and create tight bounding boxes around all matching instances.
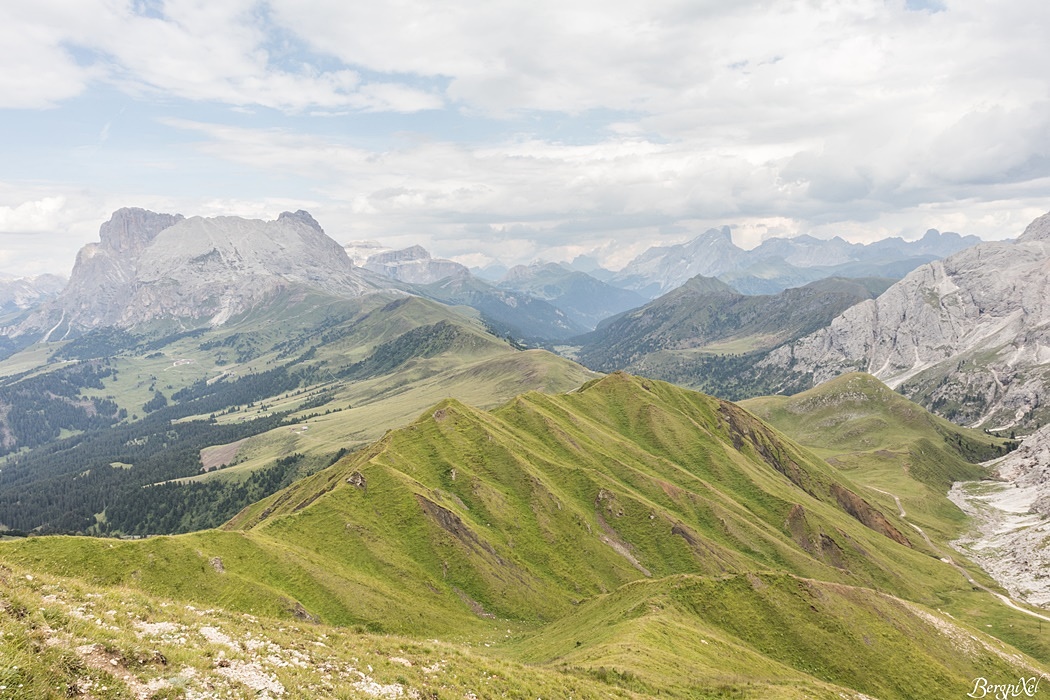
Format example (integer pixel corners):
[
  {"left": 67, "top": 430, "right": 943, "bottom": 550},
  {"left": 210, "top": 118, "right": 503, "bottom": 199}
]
[
  {"left": 2, "top": 0, "right": 1050, "bottom": 274},
  {"left": 0, "top": 0, "right": 443, "bottom": 113},
  {"left": 0, "top": 197, "right": 70, "bottom": 233}
]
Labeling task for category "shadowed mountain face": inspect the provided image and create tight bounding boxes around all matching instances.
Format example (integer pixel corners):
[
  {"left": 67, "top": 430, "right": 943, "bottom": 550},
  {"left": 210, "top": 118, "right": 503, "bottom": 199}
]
[
  {"left": 413, "top": 271, "right": 588, "bottom": 342},
  {"left": 497, "top": 262, "right": 647, "bottom": 329},
  {"left": 571, "top": 276, "right": 891, "bottom": 399},
  {"left": 16, "top": 208, "right": 385, "bottom": 340}
]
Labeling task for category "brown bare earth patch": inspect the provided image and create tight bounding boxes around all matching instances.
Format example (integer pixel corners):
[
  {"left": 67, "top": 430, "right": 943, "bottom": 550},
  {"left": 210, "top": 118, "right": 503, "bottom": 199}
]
[{"left": 200, "top": 438, "right": 248, "bottom": 470}]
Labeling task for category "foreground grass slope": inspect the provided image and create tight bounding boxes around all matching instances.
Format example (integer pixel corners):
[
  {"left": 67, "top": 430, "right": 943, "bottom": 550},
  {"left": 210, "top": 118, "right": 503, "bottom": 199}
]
[
  {"left": 0, "top": 559, "right": 631, "bottom": 700},
  {"left": 4, "top": 372, "right": 1047, "bottom": 697}
]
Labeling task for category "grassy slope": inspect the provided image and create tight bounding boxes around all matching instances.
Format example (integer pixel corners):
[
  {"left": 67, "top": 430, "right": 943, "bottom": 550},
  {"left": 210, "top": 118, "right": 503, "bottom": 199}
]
[
  {"left": 740, "top": 372, "right": 1012, "bottom": 542},
  {"left": 179, "top": 348, "right": 595, "bottom": 484},
  {"left": 0, "top": 559, "right": 633, "bottom": 700},
  {"left": 1, "top": 290, "right": 595, "bottom": 488},
  {"left": 506, "top": 573, "right": 1043, "bottom": 700},
  {"left": 2, "top": 373, "right": 1047, "bottom": 698}
]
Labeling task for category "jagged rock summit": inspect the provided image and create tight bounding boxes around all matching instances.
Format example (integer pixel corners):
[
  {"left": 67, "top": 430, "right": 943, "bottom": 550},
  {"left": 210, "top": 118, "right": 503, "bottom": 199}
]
[
  {"left": 19, "top": 208, "right": 383, "bottom": 338},
  {"left": 763, "top": 210, "right": 1050, "bottom": 429},
  {"left": 1017, "top": 211, "right": 1050, "bottom": 243}
]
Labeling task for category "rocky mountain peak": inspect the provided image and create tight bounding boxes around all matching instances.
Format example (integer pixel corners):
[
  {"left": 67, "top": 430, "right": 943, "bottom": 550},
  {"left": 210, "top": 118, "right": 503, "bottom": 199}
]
[
  {"left": 15, "top": 208, "right": 382, "bottom": 338},
  {"left": 761, "top": 210, "right": 1050, "bottom": 429},
  {"left": 98, "top": 207, "right": 184, "bottom": 254},
  {"left": 1016, "top": 211, "right": 1050, "bottom": 243},
  {"left": 363, "top": 245, "right": 470, "bottom": 285},
  {"left": 277, "top": 209, "right": 324, "bottom": 234}
]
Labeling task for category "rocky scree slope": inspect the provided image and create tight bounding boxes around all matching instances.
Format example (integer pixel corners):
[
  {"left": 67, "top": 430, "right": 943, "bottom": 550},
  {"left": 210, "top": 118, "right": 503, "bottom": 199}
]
[{"left": 950, "top": 422, "right": 1050, "bottom": 607}]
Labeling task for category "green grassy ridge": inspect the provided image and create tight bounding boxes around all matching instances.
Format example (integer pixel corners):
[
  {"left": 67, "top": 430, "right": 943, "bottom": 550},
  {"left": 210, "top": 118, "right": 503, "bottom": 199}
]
[
  {"left": 740, "top": 372, "right": 1013, "bottom": 543},
  {"left": 505, "top": 571, "right": 1048, "bottom": 700},
  {"left": 2, "top": 371, "right": 956, "bottom": 637},
  {"left": 228, "top": 372, "right": 978, "bottom": 621}
]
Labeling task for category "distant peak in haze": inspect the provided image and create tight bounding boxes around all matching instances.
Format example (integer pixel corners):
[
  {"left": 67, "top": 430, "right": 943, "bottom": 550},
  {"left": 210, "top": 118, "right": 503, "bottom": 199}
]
[{"left": 611, "top": 226, "right": 983, "bottom": 297}]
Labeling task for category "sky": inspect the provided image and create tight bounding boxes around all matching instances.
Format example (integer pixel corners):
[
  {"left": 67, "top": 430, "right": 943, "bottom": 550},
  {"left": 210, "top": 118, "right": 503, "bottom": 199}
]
[{"left": 2, "top": 0, "right": 1049, "bottom": 277}]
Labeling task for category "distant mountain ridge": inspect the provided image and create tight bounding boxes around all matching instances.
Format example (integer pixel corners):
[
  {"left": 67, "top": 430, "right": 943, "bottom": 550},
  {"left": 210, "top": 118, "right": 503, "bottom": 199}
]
[
  {"left": 15, "top": 208, "right": 385, "bottom": 340},
  {"left": 497, "top": 261, "right": 647, "bottom": 329},
  {"left": 363, "top": 245, "right": 470, "bottom": 284},
  {"left": 362, "top": 247, "right": 624, "bottom": 339},
  {"left": 0, "top": 272, "right": 65, "bottom": 315},
  {"left": 572, "top": 275, "right": 892, "bottom": 398},
  {"left": 612, "top": 227, "right": 981, "bottom": 297}
]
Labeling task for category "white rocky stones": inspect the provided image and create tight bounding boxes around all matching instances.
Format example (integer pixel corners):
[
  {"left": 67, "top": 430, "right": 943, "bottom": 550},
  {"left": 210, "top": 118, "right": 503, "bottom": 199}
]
[{"left": 950, "top": 424, "right": 1050, "bottom": 608}]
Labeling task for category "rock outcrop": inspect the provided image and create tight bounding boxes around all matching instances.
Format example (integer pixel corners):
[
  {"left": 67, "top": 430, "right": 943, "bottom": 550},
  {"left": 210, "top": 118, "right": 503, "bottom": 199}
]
[
  {"left": 762, "top": 212, "right": 1050, "bottom": 429},
  {"left": 16, "top": 208, "right": 383, "bottom": 337}
]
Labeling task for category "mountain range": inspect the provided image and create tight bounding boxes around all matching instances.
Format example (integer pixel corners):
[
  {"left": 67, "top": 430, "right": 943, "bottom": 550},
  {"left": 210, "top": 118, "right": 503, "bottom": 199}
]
[
  {"left": 0, "top": 273, "right": 65, "bottom": 316},
  {"left": 611, "top": 227, "right": 981, "bottom": 297},
  {"left": 496, "top": 262, "right": 647, "bottom": 329},
  {"left": 570, "top": 275, "right": 892, "bottom": 399},
  {"left": 2, "top": 205, "right": 1050, "bottom": 698}
]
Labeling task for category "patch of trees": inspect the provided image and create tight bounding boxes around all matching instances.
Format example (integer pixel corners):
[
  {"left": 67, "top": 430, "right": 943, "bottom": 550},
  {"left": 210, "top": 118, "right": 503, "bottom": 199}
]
[
  {"left": 0, "top": 410, "right": 290, "bottom": 534},
  {"left": 0, "top": 356, "right": 336, "bottom": 534},
  {"left": 0, "top": 361, "right": 121, "bottom": 454},
  {"left": 635, "top": 351, "right": 815, "bottom": 401},
  {"left": 338, "top": 321, "right": 469, "bottom": 380},
  {"left": 51, "top": 328, "right": 138, "bottom": 361},
  {"left": 103, "top": 453, "right": 312, "bottom": 535},
  {"left": 142, "top": 390, "right": 168, "bottom": 413}
]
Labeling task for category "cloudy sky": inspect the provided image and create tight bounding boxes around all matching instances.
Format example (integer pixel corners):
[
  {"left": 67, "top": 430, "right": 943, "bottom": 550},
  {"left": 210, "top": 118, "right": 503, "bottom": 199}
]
[{"left": 2, "top": 0, "right": 1049, "bottom": 276}]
